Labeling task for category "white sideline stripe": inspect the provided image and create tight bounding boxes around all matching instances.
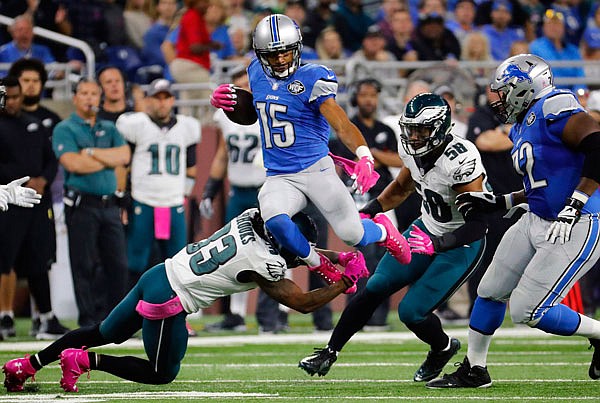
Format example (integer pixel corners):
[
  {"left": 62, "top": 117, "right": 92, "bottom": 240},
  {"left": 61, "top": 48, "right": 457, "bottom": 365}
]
[
  {"left": 0, "top": 391, "right": 278, "bottom": 402},
  {"left": 28, "top": 378, "right": 599, "bottom": 384},
  {"left": 2, "top": 393, "right": 598, "bottom": 402},
  {"left": 0, "top": 327, "right": 550, "bottom": 351},
  {"left": 185, "top": 350, "right": 590, "bottom": 358},
  {"left": 183, "top": 362, "right": 587, "bottom": 368}
]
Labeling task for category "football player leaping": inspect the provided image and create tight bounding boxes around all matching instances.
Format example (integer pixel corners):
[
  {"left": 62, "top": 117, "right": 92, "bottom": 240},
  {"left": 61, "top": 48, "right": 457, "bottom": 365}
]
[
  {"left": 210, "top": 14, "right": 411, "bottom": 284},
  {"left": 427, "top": 54, "right": 600, "bottom": 388},
  {"left": 299, "top": 93, "right": 489, "bottom": 383},
  {"left": 2, "top": 208, "right": 369, "bottom": 392}
]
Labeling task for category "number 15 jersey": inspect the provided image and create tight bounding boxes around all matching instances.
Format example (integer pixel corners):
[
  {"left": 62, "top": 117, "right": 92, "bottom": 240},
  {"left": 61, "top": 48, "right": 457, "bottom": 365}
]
[
  {"left": 248, "top": 58, "right": 337, "bottom": 176},
  {"left": 165, "top": 208, "right": 287, "bottom": 313}
]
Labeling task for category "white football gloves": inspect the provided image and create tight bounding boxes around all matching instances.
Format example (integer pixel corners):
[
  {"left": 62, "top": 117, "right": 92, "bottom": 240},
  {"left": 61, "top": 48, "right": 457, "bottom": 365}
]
[
  {"left": 0, "top": 176, "right": 42, "bottom": 211},
  {"left": 546, "top": 193, "right": 587, "bottom": 244}
]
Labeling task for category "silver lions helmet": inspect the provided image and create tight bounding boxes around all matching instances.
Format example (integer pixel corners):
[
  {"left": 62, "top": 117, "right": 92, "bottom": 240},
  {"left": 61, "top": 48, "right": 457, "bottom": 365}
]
[
  {"left": 490, "top": 54, "right": 554, "bottom": 124},
  {"left": 253, "top": 14, "right": 303, "bottom": 79}
]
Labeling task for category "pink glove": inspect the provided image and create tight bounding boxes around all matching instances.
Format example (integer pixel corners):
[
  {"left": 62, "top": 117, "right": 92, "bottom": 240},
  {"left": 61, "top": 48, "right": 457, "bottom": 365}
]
[
  {"left": 337, "top": 251, "right": 369, "bottom": 294},
  {"left": 352, "top": 156, "right": 379, "bottom": 195},
  {"left": 210, "top": 84, "right": 236, "bottom": 111},
  {"left": 329, "top": 152, "right": 355, "bottom": 176},
  {"left": 408, "top": 224, "right": 435, "bottom": 256}
]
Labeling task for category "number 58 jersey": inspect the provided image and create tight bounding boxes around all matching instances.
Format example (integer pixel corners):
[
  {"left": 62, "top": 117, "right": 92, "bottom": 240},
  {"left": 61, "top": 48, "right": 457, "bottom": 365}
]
[
  {"left": 165, "top": 208, "right": 287, "bottom": 313},
  {"left": 399, "top": 136, "right": 486, "bottom": 237}
]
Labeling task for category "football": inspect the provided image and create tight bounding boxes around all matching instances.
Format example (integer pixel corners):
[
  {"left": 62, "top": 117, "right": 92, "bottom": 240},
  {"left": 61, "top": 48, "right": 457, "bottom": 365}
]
[{"left": 224, "top": 87, "right": 258, "bottom": 125}]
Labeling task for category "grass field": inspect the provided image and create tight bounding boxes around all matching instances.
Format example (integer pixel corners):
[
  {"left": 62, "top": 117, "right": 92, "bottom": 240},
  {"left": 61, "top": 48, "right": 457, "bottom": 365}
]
[{"left": 0, "top": 315, "right": 598, "bottom": 402}]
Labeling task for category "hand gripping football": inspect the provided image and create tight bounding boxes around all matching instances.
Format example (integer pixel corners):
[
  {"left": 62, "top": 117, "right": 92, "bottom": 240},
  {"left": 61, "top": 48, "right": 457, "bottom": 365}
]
[{"left": 225, "top": 87, "right": 258, "bottom": 125}]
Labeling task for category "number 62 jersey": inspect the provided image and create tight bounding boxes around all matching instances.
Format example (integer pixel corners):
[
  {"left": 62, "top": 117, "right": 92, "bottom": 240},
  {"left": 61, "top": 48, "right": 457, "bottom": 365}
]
[
  {"left": 165, "top": 208, "right": 287, "bottom": 314},
  {"left": 399, "top": 135, "right": 486, "bottom": 237}
]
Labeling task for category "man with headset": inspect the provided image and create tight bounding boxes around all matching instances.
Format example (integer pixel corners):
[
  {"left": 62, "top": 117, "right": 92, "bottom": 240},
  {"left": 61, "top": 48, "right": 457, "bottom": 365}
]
[{"left": 329, "top": 77, "right": 404, "bottom": 329}]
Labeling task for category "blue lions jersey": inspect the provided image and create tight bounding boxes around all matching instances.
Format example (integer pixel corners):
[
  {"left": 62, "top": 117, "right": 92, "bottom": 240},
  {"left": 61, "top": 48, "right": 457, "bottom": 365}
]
[
  {"left": 509, "top": 89, "right": 600, "bottom": 219},
  {"left": 248, "top": 58, "right": 337, "bottom": 175}
]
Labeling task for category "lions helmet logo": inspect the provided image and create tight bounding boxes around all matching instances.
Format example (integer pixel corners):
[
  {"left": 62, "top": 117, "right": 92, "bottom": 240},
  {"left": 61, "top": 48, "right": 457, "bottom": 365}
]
[
  {"left": 499, "top": 63, "right": 534, "bottom": 84},
  {"left": 287, "top": 80, "right": 305, "bottom": 95}
]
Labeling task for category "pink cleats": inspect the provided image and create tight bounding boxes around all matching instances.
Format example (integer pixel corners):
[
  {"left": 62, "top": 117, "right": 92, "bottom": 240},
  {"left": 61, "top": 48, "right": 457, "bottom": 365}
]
[
  {"left": 59, "top": 348, "right": 90, "bottom": 392},
  {"left": 308, "top": 253, "right": 343, "bottom": 285},
  {"left": 372, "top": 213, "right": 411, "bottom": 264},
  {"left": 3, "top": 356, "right": 36, "bottom": 392}
]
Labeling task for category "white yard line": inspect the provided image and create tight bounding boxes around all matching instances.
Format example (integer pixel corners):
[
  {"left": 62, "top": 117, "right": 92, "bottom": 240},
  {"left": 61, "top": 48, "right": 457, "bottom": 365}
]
[{"left": 0, "top": 326, "right": 550, "bottom": 352}]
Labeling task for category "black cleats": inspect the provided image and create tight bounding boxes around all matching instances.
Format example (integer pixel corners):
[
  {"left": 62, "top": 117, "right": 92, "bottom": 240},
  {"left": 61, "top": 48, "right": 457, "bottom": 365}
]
[
  {"left": 426, "top": 356, "right": 492, "bottom": 388},
  {"left": 589, "top": 338, "right": 600, "bottom": 380},
  {"left": 414, "top": 337, "right": 461, "bottom": 382},
  {"left": 298, "top": 347, "right": 338, "bottom": 376}
]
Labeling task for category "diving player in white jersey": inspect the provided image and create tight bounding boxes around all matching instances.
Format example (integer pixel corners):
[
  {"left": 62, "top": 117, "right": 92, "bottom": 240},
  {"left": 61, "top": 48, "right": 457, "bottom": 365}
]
[
  {"left": 210, "top": 14, "right": 411, "bottom": 283},
  {"left": 2, "top": 208, "right": 369, "bottom": 393},
  {"left": 200, "top": 68, "right": 266, "bottom": 331},
  {"left": 115, "top": 78, "right": 200, "bottom": 286},
  {"left": 299, "top": 93, "right": 489, "bottom": 382},
  {"left": 427, "top": 54, "right": 600, "bottom": 388}
]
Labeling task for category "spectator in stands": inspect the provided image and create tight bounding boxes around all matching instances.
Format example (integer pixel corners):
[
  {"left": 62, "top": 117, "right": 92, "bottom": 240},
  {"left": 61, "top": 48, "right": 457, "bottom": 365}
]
[
  {"left": 377, "top": 0, "right": 404, "bottom": 43},
  {"left": 460, "top": 31, "right": 493, "bottom": 80},
  {"left": 582, "top": 7, "right": 600, "bottom": 86},
  {"left": 386, "top": 8, "right": 418, "bottom": 62},
  {"left": 0, "top": 75, "right": 68, "bottom": 340},
  {"left": 284, "top": 0, "right": 318, "bottom": 60},
  {"left": 520, "top": 0, "right": 545, "bottom": 41},
  {"left": 140, "top": 0, "right": 179, "bottom": 79},
  {"left": 509, "top": 39, "right": 529, "bottom": 56},
  {"left": 170, "top": 0, "right": 220, "bottom": 114},
  {"left": 464, "top": 84, "right": 523, "bottom": 313},
  {"left": 303, "top": 0, "right": 336, "bottom": 48},
  {"left": 349, "top": 24, "right": 397, "bottom": 80},
  {"left": 0, "top": 0, "right": 72, "bottom": 61},
  {"left": 64, "top": 0, "right": 128, "bottom": 66},
  {"left": 446, "top": 0, "right": 478, "bottom": 45},
  {"left": 530, "top": 9, "right": 586, "bottom": 93},
  {"left": 205, "top": 0, "right": 235, "bottom": 60},
  {"left": 228, "top": 25, "right": 252, "bottom": 61},
  {"left": 334, "top": 0, "right": 375, "bottom": 52},
  {"left": 0, "top": 14, "right": 56, "bottom": 65},
  {"left": 480, "top": 0, "right": 525, "bottom": 61},
  {"left": 52, "top": 78, "right": 130, "bottom": 327},
  {"left": 124, "top": 0, "right": 155, "bottom": 51},
  {"left": 551, "top": 1, "right": 585, "bottom": 46},
  {"left": 315, "top": 27, "right": 351, "bottom": 61},
  {"left": 410, "top": 12, "right": 461, "bottom": 61}
]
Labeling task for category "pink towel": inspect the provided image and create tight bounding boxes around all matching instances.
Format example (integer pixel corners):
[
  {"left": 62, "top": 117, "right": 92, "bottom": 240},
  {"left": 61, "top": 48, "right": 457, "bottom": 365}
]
[{"left": 154, "top": 207, "right": 171, "bottom": 240}]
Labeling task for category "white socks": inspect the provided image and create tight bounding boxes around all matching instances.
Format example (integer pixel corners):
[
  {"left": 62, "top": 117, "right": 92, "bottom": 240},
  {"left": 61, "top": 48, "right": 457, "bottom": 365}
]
[{"left": 467, "top": 329, "right": 493, "bottom": 368}]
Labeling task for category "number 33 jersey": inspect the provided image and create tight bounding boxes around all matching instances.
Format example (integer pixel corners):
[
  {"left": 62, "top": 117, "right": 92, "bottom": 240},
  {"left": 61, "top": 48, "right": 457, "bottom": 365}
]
[
  {"left": 399, "top": 135, "right": 486, "bottom": 237},
  {"left": 165, "top": 208, "right": 287, "bottom": 313}
]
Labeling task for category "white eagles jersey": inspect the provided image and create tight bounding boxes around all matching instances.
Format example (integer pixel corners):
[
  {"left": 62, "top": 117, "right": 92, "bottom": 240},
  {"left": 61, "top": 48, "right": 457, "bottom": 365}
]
[
  {"left": 398, "top": 135, "right": 486, "bottom": 236},
  {"left": 116, "top": 112, "right": 200, "bottom": 206},
  {"left": 213, "top": 109, "right": 265, "bottom": 187},
  {"left": 165, "top": 208, "right": 287, "bottom": 313}
]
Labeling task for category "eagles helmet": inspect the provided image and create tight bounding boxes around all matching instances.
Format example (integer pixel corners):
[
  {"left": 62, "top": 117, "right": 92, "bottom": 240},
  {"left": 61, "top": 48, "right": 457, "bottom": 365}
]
[
  {"left": 490, "top": 54, "right": 554, "bottom": 124},
  {"left": 253, "top": 14, "right": 303, "bottom": 79},
  {"left": 398, "top": 93, "right": 452, "bottom": 157}
]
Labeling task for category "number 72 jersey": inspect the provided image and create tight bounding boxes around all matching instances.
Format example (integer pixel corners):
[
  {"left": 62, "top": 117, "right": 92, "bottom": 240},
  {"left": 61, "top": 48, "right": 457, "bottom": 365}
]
[{"left": 399, "top": 135, "right": 486, "bottom": 237}]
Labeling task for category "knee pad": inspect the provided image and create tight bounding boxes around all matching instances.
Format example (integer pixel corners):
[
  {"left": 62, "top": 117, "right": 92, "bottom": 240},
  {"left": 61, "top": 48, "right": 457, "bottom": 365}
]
[{"left": 470, "top": 296, "right": 506, "bottom": 335}]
